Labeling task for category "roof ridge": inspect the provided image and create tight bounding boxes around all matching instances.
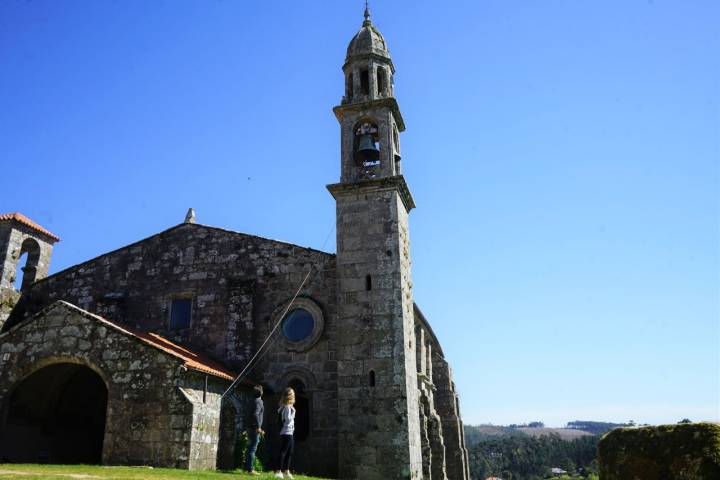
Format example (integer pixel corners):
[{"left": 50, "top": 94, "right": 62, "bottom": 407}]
[
  {"left": 0, "top": 212, "right": 60, "bottom": 242},
  {"left": 31, "top": 222, "right": 334, "bottom": 288}
]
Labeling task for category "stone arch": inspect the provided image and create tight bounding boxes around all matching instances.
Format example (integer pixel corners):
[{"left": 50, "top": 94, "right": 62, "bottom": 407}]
[
  {"left": 11, "top": 355, "right": 111, "bottom": 391},
  {"left": 275, "top": 367, "right": 316, "bottom": 443},
  {"left": 14, "top": 237, "right": 41, "bottom": 291},
  {"left": 0, "top": 360, "right": 108, "bottom": 464}
]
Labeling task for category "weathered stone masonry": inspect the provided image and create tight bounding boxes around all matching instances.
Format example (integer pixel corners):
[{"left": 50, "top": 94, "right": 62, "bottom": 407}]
[
  {"left": 0, "top": 8, "right": 470, "bottom": 479},
  {"left": 5, "top": 222, "right": 339, "bottom": 476},
  {"left": 0, "top": 301, "right": 238, "bottom": 469},
  {"left": 0, "top": 213, "right": 59, "bottom": 329}
]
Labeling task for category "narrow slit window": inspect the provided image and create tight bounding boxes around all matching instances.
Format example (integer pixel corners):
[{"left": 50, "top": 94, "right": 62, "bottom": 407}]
[
  {"left": 170, "top": 298, "right": 192, "bottom": 330},
  {"left": 369, "top": 370, "right": 376, "bottom": 387},
  {"left": 365, "top": 274, "right": 372, "bottom": 291},
  {"left": 360, "top": 69, "right": 369, "bottom": 95}
]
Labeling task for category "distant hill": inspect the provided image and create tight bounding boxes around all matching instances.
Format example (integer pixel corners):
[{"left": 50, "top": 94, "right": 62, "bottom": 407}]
[
  {"left": 465, "top": 424, "right": 595, "bottom": 445},
  {"left": 518, "top": 427, "right": 594, "bottom": 440},
  {"left": 464, "top": 424, "right": 527, "bottom": 445},
  {"left": 566, "top": 420, "right": 633, "bottom": 435},
  {"left": 465, "top": 426, "right": 600, "bottom": 479}
]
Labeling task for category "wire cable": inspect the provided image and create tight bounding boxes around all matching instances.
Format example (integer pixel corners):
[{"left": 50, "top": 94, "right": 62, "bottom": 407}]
[{"left": 222, "top": 205, "right": 343, "bottom": 397}]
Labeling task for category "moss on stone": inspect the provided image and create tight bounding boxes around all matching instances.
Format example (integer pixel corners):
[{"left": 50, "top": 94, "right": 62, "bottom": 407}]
[{"left": 598, "top": 422, "right": 720, "bottom": 479}]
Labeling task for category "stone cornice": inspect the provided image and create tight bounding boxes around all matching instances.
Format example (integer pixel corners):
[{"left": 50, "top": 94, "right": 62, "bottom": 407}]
[
  {"left": 327, "top": 175, "right": 416, "bottom": 212},
  {"left": 333, "top": 97, "right": 406, "bottom": 132},
  {"left": 342, "top": 52, "right": 396, "bottom": 73}
]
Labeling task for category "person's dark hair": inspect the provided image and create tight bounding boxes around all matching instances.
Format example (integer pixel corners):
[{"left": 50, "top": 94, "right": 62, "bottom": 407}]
[{"left": 253, "top": 385, "right": 263, "bottom": 398}]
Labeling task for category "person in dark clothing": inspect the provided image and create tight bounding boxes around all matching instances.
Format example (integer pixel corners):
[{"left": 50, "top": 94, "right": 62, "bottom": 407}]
[{"left": 245, "top": 385, "right": 264, "bottom": 474}]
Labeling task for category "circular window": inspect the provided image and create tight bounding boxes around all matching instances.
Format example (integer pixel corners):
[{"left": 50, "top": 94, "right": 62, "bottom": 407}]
[
  {"left": 273, "top": 297, "right": 324, "bottom": 352},
  {"left": 282, "top": 309, "right": 315, "bottom": 342}
]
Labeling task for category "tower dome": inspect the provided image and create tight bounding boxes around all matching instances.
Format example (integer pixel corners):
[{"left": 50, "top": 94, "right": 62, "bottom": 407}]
[{"left": 345, "top": 7, "right": 390, "bottom": 63}]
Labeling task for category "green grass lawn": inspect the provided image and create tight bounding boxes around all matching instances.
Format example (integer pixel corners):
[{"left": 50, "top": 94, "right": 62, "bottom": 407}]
[{"left": 0, "top": 464, "right": 327, "bottom": 480}]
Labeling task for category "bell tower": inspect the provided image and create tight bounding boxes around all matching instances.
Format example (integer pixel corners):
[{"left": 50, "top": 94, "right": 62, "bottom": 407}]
[
  {"left": 337, "top": 6, "right": 404, "bottom": 183},
  {"left": 0, "top": 212, "right": 59, "bottom": 329},
  {"left": 328, "top": 7, "right": 422, "bottom": 479}
]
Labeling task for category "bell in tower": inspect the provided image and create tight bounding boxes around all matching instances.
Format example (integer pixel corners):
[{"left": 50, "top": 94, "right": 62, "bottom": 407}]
[
  {"left": 334, "top": 3, "right": 406, "bottom": 183},
  {"left": 356, "top": 125, "right": 379, "bottom": 162},
  {"left": 354, "top": 122, "right": 381, "bottom": 178}
]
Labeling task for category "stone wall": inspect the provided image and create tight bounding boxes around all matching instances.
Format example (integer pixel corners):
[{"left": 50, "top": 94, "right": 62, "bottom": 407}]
[
  {"left": 5, "top": 223, "right": 334, "bottom": 371},
  {"left": 3, "top": 223, "right": 339, "bottom": 476},
  {"left": 598, "top": 423, "right": 720, "bottom": 479},
  {"left": 1, "top": 218, "right": 465, "bottom": 478},
  {"left": 216, "top": 391, "right": 253, "bottom": 470},
  {"left": 0, "top": 220, "right": 55, "bottom": 329},
  {"left": 180, "top": 383, "right": 228, "bottom": 470},
  {"left": 331, "top": 180, "right": 423, "bottom": 480},
  {"left": 0, "top": 301, "right": 232, "bottom": 469},
  {"left": 0, "top": 222, "right": 55, "bottom": 291},
  {"left": 0, "top": 288, "right": 20, "bottom": 332}
]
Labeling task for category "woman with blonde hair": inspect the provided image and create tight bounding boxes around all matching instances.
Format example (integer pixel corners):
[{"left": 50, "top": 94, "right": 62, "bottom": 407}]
[{"left": 274, "top": 387, "right": 296, "bottom": 479}]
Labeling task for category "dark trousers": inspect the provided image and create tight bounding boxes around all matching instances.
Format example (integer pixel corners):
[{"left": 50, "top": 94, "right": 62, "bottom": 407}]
[
  {"left": 244, "top": 429, "right": 260, "bottom": 472},
  {"left": 278, "top": 434, "right": 294, "bottom": 471}
]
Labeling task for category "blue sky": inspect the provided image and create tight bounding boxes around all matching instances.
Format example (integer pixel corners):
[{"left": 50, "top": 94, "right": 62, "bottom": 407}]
[{"left": 1, "top": 0, "right": 718, "bottom": 427}]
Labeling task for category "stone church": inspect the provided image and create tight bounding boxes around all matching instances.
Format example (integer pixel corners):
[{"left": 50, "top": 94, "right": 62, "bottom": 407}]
[{"left": 0, "top": 9, "right": 469, "bottom": 480}]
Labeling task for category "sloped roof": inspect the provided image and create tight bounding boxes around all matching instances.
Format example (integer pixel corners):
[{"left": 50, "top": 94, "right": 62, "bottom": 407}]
[
  {"left": 32, "top": 221, "right": 333, "bottom": 288},
  {"left": 0, "top": 212, "right": 60, "bottom": 242},
  {"left": 30, "top": 301, "right": 246, "bottom": 383}
]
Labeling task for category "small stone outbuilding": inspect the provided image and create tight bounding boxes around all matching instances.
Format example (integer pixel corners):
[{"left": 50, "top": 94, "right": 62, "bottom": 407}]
[{"left": 0, "top": 301, "right": 249, "bottom": 469}]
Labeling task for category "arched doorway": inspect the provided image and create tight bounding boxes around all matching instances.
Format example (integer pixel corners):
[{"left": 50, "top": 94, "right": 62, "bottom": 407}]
[{"left": 0, "top": 363, "right": 108, "bottom": 464}]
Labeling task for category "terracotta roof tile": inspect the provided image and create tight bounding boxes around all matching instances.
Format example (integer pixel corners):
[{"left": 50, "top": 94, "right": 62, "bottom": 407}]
[
  {"left": 47, "top": 301, "right": 250, "bottom": 384},
  {"left": 0, "top": 212, "right": 60, "bottom": 242}
]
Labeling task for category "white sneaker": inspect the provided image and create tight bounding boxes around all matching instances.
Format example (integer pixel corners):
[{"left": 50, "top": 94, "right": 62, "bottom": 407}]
[
  {"left": 274, "top": 473, "right": 284, "bottom": 479},
  {"left": 286, "top": 473, "right": 294, "bottom": 480}
]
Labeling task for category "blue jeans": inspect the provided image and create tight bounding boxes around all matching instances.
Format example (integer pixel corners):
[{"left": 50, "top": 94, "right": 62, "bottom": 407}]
[{"left": 244, "top": 429, "right": 260, "bottom": 472}]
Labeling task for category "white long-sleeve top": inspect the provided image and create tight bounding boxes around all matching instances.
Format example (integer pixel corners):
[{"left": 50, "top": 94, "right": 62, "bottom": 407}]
[{"left": 278, "top": 405, "right": 296, "bottom": 435}]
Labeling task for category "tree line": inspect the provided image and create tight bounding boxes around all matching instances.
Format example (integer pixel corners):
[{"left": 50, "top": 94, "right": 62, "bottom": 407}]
[{"left": 465, "top": 427, "right": 599, "bottom": 480}]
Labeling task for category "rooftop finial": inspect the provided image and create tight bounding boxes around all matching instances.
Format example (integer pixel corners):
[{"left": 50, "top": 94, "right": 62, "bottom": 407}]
[
  {"left": 184, "top": 208, "right": 196, "bottom": 224},
  {"left": 363, "top": 0, "right": 371, "bottom": 24}
]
